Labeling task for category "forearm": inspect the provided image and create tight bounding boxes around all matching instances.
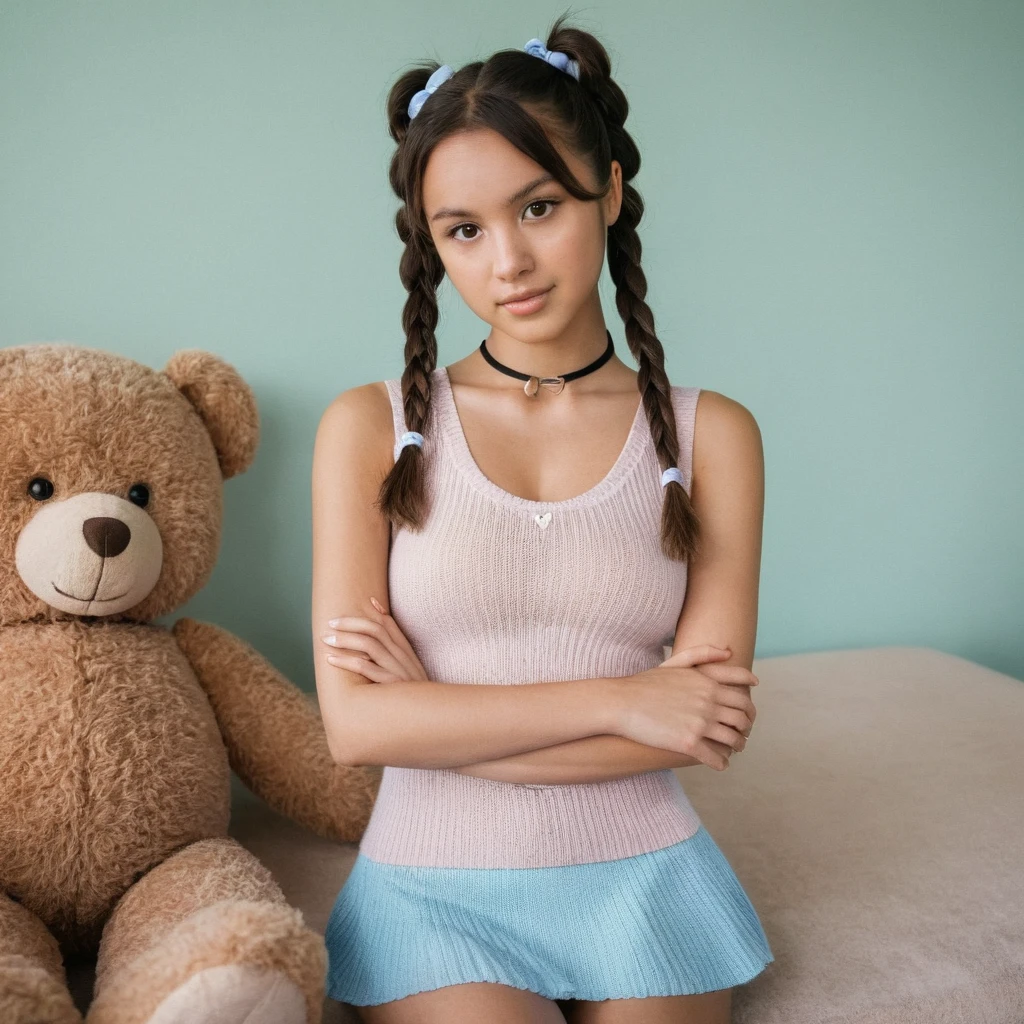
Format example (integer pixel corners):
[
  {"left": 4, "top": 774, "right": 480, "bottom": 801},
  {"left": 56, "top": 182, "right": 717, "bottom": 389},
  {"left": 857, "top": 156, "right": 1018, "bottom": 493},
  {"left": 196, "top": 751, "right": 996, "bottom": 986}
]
[
  {"left": 330, "top": 673, "right": 627, "bottom": 769},
  {"left": 452, "top": 734, "right": 703, "bottom": 785}
]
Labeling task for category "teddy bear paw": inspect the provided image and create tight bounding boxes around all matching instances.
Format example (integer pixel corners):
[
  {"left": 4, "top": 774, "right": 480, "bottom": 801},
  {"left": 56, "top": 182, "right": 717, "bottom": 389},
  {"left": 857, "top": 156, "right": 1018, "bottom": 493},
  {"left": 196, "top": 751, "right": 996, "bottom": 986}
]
[
  {"left": 0, "top": 957, "right": 83, "bottom": 1024},
  {"left": 145, "top": 964, "right": 306, "bottom": 1024}
]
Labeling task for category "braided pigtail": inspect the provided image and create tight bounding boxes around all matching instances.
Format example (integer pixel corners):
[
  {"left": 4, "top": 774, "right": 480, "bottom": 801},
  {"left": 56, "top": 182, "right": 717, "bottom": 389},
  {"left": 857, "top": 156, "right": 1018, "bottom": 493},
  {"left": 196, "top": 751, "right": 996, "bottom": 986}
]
[
  {"left": 547, "top": 17, "right": 702, "bottom": 562},
  {"left": 375, "top": 65, "right": 449, "bottom": 531},
  {"left": 378, "top": 18, "right": 701, "bottom": 558},
  {"left": 608, "top": 186, "right": 701, "bottom": 562}
]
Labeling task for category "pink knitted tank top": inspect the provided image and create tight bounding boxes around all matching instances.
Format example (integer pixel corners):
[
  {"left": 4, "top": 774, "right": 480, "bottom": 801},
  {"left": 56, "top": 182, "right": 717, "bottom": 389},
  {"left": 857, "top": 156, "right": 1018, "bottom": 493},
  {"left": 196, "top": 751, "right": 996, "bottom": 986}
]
[{"left": 358, "top": 365, "right": 705, "bottom": 868}]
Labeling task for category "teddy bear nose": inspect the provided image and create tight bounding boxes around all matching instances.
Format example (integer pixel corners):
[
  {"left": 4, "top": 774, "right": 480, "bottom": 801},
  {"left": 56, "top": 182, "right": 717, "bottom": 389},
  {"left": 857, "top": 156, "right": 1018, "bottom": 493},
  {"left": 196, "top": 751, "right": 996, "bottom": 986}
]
[{"left": 83, "top": 516, "right": 132, "bottom": 558}]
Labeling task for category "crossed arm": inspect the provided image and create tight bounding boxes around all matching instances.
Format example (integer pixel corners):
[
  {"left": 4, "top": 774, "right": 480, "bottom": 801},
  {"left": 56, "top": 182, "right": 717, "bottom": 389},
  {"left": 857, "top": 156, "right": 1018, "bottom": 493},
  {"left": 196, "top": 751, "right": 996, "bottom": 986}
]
[
  {"left": 319, "top": 391, "right": 764, "bottom": 786},
  {"left": 451, "top": 731, "right": 705, "bottom": 785},
  {"left": 454, "top": 393, "right": 764, "bottom": 784}
]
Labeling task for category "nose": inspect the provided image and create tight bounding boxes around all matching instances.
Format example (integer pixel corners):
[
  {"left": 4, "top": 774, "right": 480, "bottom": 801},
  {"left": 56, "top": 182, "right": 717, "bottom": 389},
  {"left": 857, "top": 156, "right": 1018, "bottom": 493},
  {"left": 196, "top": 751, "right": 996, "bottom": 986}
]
[
  {"left": 82, "top": 517, "right": 132, "bottom": 558},
  {"left": 492, "top": 230, "right": 534, "bottom": 280}
]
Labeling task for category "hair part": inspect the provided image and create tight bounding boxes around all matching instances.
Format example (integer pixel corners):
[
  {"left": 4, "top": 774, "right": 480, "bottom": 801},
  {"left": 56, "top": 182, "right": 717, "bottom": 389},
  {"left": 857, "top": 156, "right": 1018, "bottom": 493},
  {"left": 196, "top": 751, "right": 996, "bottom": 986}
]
[{"left": 377, "top": 11, "right": 701, "bottom": 562}]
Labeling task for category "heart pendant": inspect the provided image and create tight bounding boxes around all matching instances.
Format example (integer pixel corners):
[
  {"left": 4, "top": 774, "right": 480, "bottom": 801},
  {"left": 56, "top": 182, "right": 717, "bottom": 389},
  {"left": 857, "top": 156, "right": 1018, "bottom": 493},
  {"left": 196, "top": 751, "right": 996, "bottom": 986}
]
[{"left": 534, "top": 512, "right": 552, "bottom": 529}]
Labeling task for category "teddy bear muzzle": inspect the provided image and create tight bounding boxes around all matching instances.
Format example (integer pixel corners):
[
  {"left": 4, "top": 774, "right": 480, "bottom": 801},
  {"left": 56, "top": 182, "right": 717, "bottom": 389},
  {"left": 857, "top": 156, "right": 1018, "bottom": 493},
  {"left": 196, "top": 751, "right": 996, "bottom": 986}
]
[{"left": 14, "top": 490, "right": 164, "bottom": 615}]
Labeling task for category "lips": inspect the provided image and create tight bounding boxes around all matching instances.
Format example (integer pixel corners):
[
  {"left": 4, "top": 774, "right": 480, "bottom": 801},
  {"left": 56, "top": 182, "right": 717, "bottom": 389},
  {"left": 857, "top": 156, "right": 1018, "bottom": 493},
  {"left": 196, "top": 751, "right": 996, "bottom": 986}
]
[{"left": 501, "top": 287, "right": 551, "bottom": 305}]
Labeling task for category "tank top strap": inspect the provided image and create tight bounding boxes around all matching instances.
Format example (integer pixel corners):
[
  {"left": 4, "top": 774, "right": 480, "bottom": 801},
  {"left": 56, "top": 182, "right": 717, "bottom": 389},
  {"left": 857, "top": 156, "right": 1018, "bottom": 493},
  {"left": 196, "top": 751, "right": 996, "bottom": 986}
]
[
  {"left": 382, "top": 377, "right": 409, "bottom": 461},
  {"left": 669, "top": 385, "right": 702, "bottom": 496},
  {"left": 387, "top": 373, "right": 701, "bottom": 489},
  {"left": 384, "top": 369, "right": 449, "bottom": 464}
]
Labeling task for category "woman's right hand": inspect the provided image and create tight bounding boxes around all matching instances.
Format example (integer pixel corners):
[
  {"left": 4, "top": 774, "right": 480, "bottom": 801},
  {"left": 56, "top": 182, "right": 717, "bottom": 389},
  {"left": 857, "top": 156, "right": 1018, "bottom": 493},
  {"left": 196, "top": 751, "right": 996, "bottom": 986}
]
[{"left": 615, "top": 645, "right": 759, "bottom": 771}]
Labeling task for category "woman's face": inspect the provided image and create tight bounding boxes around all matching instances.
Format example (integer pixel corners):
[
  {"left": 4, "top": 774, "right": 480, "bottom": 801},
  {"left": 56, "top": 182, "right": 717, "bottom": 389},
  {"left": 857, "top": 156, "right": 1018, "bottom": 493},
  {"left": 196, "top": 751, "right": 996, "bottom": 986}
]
[{"left": 422, "top": 125, "right": 622, "bottom": 343}]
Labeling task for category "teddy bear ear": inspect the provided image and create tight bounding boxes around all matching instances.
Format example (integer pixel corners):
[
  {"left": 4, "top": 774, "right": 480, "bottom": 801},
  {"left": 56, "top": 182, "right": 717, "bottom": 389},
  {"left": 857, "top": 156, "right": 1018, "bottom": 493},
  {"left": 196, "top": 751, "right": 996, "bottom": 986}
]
[{"left": 163, "top": 350, "right": 259, "bottom": 479}]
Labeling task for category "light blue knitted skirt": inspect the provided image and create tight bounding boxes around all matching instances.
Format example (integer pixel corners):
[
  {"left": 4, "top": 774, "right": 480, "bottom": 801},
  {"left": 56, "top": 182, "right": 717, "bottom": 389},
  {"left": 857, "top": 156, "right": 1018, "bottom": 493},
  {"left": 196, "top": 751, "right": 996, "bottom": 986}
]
[{"left": 324, "top": 824, "right": 774, "bottom": 1006}]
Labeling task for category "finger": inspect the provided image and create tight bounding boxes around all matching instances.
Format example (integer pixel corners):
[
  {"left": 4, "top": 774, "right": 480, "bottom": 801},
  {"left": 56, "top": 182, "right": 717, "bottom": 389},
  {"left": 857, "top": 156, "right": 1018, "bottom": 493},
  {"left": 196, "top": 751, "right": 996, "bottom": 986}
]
[
  {"left": 695, "top": 663, "right": 759, "bottom": 685},
  {"left": 705, "top": 720, "right": 747, "bottom": 752},
  {"left": 715, "top": 705, "right": 754, "bottom": 737},
  {"left": 712, "top": 686, "right": 757, "bottom": 725},
  {"left": 326, "top": 652, "right": 392, "bottom": 683},
  {"left": 328, "top": 614, "right": 423, "bottom": 681},
  {"left": 706, "top": 736, "right": 733, "bottom": 754},
  {"left": 370, "top": 611, "right": 429, "bottom": 680},
  {"left": 692, "top": 738, "right": 730, "bottom": 771},
  {"left": 368, "top": 611, "right": 425, "bottom": 676},
  {"left": 354, "top": 614, "right": 430, "bottom": 679},
  {"left": 322, "top": 627, "right": 407, "bottom": 678},
  {"left": 704, "top": 737, "right": 735, "bottom": 762},
  {"left": 663, "top": 645, "right": 732, "bottom": 668},
  {"left": 323, "top": 618, "right": 420, "bottom": 679},
  {"left": 714, "top": 680, "right": 757, "bottom": 709}
]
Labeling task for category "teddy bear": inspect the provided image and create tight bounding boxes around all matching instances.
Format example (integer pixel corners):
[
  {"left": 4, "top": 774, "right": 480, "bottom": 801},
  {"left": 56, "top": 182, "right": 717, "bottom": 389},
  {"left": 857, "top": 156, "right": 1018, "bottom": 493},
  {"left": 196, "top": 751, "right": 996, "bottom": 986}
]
[{"left": 0, "top": 343, "right": 382, "bottom": 1024}]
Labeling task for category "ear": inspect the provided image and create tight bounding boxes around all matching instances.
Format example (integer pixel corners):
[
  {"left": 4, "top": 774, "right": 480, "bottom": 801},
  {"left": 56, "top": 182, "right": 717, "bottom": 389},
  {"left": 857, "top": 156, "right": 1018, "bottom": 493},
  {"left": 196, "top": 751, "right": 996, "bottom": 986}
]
[
  {"left": 605, "top": 158, "right": 623, "bottom": 227},
  {"left": 163, "top": 350, "right": 260, "bottom": 479}
]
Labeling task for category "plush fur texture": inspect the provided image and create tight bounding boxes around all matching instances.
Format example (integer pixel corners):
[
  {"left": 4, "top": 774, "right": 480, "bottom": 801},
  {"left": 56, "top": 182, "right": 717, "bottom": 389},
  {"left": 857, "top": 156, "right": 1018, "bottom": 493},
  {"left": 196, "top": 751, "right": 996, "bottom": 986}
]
[{"left": 0, "top": 344, "right": 382, "bottom": 1023}]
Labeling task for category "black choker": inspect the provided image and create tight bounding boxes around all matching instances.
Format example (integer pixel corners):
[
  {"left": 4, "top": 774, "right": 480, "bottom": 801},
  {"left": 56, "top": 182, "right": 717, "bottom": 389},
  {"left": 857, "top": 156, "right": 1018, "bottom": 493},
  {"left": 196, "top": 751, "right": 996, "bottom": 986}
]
[{"left": 479, "top": 330, "right": 615, "bottom": 398}]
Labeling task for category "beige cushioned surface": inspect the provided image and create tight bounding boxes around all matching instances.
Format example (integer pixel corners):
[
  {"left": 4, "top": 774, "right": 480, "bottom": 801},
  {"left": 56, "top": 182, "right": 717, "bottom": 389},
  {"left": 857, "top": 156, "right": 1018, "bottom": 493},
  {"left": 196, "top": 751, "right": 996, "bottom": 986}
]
[{"left": 65, "top": 646, "right": 1024, "bottom": 1022}]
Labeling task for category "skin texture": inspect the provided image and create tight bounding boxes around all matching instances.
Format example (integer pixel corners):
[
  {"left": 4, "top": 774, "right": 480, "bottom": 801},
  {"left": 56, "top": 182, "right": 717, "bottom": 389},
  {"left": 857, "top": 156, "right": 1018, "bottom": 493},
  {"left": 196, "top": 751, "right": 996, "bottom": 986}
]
[
  {"left": 420, "top": 124, "right": 762, "bottom": 778},
  {"left": 312, "top": 122, "right": 765, "bottom": 1023},
  {"left": 0, "top": 345, "right": 381, "bottom": 1024},
  {"left": 422, "top": 125, "right": 624, "bottom": 380}
]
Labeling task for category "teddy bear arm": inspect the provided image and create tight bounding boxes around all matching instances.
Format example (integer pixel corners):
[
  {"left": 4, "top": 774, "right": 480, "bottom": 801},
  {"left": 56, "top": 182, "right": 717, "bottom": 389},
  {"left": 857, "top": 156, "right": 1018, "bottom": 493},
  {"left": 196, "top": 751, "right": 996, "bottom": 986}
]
[{"left": 171, "top": 617, "right": 380, "bottom": 844}]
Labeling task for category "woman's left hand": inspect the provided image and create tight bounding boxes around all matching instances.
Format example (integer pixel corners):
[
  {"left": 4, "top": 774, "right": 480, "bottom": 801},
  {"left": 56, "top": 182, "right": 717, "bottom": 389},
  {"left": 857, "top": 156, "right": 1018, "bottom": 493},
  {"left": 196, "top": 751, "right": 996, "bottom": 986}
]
[{"left": 321, "top": 597, "right": 428, "bottom": 683}]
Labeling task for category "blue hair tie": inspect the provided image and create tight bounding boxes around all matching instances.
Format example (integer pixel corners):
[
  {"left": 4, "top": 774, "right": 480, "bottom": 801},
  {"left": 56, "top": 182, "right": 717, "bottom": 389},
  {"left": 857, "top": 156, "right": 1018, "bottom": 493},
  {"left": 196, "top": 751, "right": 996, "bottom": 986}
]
[
  {"left": 523, "top": 38, "right": 580, "bottom": 81},
  {"left": 408, "top": 40, "right": 580, "bottom": 121},
  {"left": 661, "top": 467, "right": 684, "bottom": 488},
  {"left": 394, "top": 431, "right": 424, "bottom": 459},
  {"left": 407, "top": 64, "right": 455, "bottom": 120}
]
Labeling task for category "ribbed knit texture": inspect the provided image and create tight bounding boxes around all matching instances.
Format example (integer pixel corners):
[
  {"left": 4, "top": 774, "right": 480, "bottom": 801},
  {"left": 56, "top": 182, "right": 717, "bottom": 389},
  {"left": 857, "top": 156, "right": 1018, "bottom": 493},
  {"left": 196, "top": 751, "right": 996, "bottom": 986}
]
[
  {"left": 359, "top": 367, "right": 705, "bottom": 869},
  {"left": 326, "top": 825, "right": 774, "bottom": 1005}
]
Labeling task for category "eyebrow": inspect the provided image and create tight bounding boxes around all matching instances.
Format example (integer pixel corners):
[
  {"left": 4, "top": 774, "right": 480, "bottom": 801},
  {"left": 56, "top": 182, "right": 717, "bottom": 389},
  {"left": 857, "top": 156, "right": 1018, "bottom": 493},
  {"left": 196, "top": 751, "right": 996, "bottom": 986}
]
[{"left": 429, "top": 174, "right": 557, "bottom": 223}]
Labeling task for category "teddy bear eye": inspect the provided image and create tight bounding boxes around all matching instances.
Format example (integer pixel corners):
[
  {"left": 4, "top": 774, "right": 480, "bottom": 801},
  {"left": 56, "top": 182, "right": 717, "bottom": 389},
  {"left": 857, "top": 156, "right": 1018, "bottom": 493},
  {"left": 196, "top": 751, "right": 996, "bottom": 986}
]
[
  {"left": 27, "top": 477, "right": 54, "bottom": 501},
  {"left": 128, "top": 483, "right": 151, "bottom": 508}
]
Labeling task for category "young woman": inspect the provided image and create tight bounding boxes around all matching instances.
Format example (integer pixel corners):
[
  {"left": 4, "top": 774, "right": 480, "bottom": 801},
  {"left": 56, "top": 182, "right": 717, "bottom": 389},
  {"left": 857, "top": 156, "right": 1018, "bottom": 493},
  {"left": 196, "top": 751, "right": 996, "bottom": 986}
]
[{"left": 311, "top": 16, "right": 773, "bottom": 1024}]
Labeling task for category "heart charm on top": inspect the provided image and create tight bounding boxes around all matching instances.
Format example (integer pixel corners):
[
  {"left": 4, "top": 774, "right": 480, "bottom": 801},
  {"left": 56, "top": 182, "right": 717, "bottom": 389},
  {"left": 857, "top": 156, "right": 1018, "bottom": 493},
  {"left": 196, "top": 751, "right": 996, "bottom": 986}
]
[{"left": 534, "top": 512, "right": 552, "bottom": 529}]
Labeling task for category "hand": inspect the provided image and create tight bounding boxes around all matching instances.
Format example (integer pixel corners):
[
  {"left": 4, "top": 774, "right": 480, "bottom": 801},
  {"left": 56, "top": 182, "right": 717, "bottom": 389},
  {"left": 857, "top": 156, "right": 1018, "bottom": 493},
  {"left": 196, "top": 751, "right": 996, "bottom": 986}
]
[
  {"left": 321, "top": 597, "right": 428, "bottom": 683},
  {"left": 618, "top": 645, "right": 759, "bottom": 771},
  {"left": 681, "top": 645, "right": 759, "bottom": 770},
  {"left": 674, "top": 645, "right": 759, "bottom": 766}
]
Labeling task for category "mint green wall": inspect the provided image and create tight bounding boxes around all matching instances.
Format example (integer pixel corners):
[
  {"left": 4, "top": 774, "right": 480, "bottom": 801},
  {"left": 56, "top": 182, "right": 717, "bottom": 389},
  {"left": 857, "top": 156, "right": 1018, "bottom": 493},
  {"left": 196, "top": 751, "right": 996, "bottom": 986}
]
[{"left": 2, "top": 1, "right": 1021, "bottom": 685}]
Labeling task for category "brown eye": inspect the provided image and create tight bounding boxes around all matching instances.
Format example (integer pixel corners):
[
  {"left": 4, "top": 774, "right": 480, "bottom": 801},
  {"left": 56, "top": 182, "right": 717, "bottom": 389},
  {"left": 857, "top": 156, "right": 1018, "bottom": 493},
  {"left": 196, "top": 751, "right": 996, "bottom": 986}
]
[
  {"left": 27, "top": 477, "right": 54, "bottom": 501},
  {"left": 449, "top": 223, "right": 479, "bottom": 241},
  {"left": 524, "top": 199, "right": 560, "bottom": 221},
  {"left": 128, "top": 483, "right": 150, "bottom": 508}
]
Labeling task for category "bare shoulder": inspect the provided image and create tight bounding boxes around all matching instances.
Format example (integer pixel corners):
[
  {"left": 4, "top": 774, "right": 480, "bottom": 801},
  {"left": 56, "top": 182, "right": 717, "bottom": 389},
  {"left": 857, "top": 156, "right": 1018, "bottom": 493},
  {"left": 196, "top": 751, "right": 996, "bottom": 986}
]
[
  {"left": 317, "top": 379, "right": 393, "bottom": 436},
  {"left": 691, "top": 389, "right": 764, "bottom": 487},
  {"left": 314, "top": 380, "right": 395, "bottom": 485},
  {"left": 311, "top": 380, "right": 397, "bottom": 764},
  {"left": 669, "top": 389, "right": 764, "bottom": 670}
]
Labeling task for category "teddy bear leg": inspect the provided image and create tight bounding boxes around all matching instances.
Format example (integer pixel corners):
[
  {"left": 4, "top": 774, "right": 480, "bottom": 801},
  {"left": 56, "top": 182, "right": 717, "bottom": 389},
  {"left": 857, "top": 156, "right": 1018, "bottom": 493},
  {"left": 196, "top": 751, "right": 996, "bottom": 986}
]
[
  {"left": 85, "top": 837, "right": 325, "bottom": 1024},
  {"left": 0, "top": 892, "right": 83, "bottom": 1024}
]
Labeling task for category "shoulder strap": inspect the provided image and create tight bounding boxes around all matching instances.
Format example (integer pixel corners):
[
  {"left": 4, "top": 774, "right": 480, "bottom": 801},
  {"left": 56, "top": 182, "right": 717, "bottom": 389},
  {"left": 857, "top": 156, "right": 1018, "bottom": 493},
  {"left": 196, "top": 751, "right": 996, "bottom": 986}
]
[
  {"left": 382, "top": 379, "right": 409, "bottom": 461},
  {"left": 670, "top": 386, "right": 701, "bottom": 496}
]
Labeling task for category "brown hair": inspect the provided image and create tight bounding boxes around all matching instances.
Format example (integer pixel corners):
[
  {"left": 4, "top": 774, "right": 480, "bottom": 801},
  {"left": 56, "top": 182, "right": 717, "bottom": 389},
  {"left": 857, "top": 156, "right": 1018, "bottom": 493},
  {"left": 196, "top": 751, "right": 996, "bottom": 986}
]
[{"left": 377, "top": 12, "right": 701, "bottom": 562}]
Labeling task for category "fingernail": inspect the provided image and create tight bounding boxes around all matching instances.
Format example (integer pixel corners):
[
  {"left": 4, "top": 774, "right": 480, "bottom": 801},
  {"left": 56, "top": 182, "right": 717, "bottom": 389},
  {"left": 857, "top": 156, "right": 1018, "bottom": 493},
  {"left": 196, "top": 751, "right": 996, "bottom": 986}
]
[
  {"left": 328, "top": 618, "right": 343, "bottom": 628},
  {"left": 323, "top": 634, "right": 339, "bottom": 646}
]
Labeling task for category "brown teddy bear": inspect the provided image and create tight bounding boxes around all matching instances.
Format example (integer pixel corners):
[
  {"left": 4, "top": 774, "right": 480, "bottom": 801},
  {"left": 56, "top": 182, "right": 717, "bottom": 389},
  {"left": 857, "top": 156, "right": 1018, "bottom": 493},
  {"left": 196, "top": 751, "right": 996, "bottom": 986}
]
[{"left": 0, "top": 344, "right": 381, "bottom": 1024}]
